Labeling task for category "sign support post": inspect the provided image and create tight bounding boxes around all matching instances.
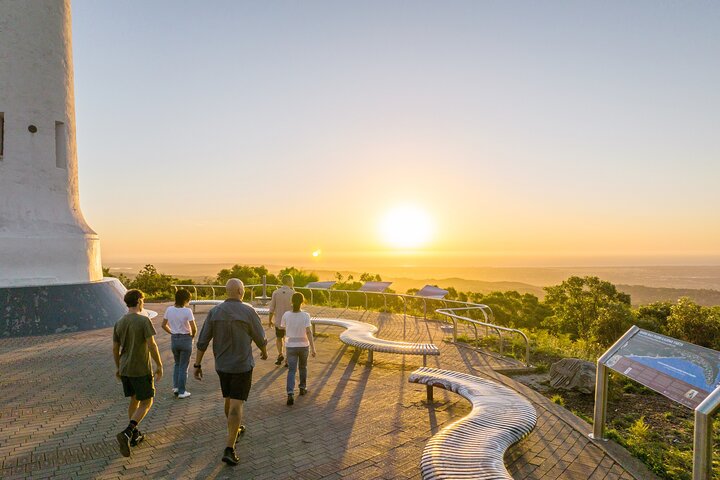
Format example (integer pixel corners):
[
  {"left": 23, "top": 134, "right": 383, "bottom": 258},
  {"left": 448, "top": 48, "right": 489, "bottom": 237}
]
[
  {"left": 591, "top": 326, "right": 640, "bottom": 440},
  {"left": 591, "top": 362, "right": 609, "bottom": 440},
  {"left": 693, "top": 387, "right": 720, "bottom": 480}
]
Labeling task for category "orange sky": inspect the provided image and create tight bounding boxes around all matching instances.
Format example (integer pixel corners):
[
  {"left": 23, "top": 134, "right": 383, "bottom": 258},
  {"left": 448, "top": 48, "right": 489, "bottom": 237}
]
[{"left": 73, "top": 2, "right": 720, "bottom": 267}]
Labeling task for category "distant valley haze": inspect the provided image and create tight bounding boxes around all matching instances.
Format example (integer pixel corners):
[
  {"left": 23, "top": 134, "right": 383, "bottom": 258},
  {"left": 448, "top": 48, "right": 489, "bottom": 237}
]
[{"left": 105, "top": 259, "right": 720, "bottom": 307}]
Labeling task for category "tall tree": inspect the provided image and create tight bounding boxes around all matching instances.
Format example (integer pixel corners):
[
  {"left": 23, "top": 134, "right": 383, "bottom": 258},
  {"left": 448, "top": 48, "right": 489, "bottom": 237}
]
[
  {"left": 543, "top": 276, "right": 633, "bottom": 345},
  {"left": 278, "top": 267, "right": 318, "bottom": 287},
  {"left": 666, "top": 297, "right": 720, "bottom": 349}
]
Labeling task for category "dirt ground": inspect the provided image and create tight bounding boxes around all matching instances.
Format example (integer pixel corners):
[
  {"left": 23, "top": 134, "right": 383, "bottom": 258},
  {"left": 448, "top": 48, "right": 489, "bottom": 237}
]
[{"left": 510, "top": 370, "right": 695, "bottom": 446}]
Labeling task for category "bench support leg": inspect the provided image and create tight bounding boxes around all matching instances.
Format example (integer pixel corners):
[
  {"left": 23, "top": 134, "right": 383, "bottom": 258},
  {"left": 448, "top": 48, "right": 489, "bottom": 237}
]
[
  {"left": 367, "top": 350, "right": 373, "bottom": 365},
  {"left": 423, "top": 355, "right": 427, "bottom": 366},
  {"left": 426, "top": 385, "right": 433, "bottom": 403}
]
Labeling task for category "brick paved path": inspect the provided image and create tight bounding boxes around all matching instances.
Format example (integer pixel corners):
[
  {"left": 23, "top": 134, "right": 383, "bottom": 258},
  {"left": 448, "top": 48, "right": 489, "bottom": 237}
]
[{"left": 0, "top": 304, "right": 655, "bottom": 479}]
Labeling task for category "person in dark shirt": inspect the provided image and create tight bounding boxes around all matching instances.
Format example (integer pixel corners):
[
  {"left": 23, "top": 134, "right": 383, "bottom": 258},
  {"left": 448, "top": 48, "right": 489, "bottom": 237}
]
[
  {"left": 194, "top": 278, "right": 268, "bottom": 466},
  {"left": 112, "top": 289, "right": 163, "bottom": 458}
]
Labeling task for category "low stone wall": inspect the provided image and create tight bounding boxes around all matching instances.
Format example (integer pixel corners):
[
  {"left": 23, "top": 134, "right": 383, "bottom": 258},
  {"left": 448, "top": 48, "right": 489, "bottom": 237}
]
[{"left": 0, "top": 278, "right": 127, "bottom": 337}]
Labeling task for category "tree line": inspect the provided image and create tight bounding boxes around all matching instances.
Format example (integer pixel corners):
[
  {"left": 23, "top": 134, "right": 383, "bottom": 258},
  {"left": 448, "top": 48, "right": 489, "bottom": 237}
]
[{"left": 104, "top": 265, "right": 720, "bottom": 351}]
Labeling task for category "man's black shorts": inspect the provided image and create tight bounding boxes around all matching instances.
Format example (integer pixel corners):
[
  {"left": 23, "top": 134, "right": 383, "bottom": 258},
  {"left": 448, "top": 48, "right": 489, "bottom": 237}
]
[
  {"left": 274, "top": 327, "right": 286, "bottom": 339},
  {"left": 217, "top": 369, "right": 253, "bottom": 401},
  {"left": 121, "top": 375, "right": 155, "bottom": 401}
]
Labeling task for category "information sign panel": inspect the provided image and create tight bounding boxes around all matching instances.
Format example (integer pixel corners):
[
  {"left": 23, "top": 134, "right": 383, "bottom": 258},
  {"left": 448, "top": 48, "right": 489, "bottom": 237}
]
[
  {"left": 358, "top": 281, "right": 392, "bottom": 292},
  {"left": 604, "top": 329, "right": 720, "bottom": 409},
  {"left": 415, "top": 285, "right": 449, "bottom": 299}
]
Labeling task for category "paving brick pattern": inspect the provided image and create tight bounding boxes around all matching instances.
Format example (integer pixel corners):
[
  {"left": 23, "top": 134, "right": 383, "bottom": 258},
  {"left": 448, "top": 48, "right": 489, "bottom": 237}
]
[{"left": 0, "top": 303, "right": 653, "bottom": 479}]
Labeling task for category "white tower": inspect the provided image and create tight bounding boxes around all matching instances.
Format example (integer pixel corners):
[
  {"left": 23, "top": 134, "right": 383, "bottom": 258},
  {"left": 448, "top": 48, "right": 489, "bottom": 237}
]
[
  {"left": 0, "top": 0, "right": 125, "bottom": 336},
  {"left": 0, "top": 0, "right": 101, "bottom": 286}
]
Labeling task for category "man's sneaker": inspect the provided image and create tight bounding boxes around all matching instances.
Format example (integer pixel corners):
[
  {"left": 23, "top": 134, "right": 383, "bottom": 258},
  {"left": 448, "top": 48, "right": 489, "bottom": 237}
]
[
  {"left": 299, "top": 388, "right": 307, "bottom": 396},
  {"left": 116, "top": 430, "right": 132, "bottom": 457},
  {"left": 274, "top": 355, "right": 284, "bottom": 366},
  {"left": 130, "top": 430, "right": 145, "bottom": 447},
  {"left": 177, "top": 391, "right": 191, "bottom": 399},
  {"left": 235, "top": 425, "right": 246, "bottom": 444},
  {"left": 222, "top": 447, "right": 240, "bottom": 466},
  {"left": 287, "top": 394, "right": 294, "bottom": 406}
]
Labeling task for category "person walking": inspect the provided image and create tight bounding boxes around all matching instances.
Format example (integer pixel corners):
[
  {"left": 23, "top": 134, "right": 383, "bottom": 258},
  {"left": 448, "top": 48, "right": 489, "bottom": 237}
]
[
  {"left": 281, "top": 292, "right": 316, "bottom": 406},
  {"left": 194, "top": 278, "right": 268, "bottom": 466},
  {"left": 112, "top": 289, "right": 163, "bottom": 458},
  {"left": 268, "top": 274, "right": 294, "bottom": 366},
  {"left": 161, "top": 289, "right": 197, "bottom": 399}
]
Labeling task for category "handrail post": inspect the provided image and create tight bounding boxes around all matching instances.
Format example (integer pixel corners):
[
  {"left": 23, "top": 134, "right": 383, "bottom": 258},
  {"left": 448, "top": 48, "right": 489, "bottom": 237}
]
[
  {"left": 345, "top": 291, "right": 349, "bottom": 309},
  {"left": 364, "top": 292, "right": 368, "bottom": 310},
  {"left": 521, "top": 332, "right": 531, "bottom": 366},
  {"left": 423, "top": 298, "right": 427, "bottom": 320}
]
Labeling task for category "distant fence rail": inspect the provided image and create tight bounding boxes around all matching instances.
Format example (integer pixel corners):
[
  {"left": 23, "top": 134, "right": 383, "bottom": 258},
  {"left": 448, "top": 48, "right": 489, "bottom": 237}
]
[{"left": 172, "top": 282, "right": 531, "bottom": 366}]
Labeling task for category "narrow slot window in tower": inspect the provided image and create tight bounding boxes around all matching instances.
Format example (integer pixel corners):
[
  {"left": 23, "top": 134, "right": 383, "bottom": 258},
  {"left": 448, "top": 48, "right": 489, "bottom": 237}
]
[
  {"left": 55, "top": 121, "right": 66, "bottom": 168},
  {"left": 0, "top": 112, "right": 4, "bottom": 159}
]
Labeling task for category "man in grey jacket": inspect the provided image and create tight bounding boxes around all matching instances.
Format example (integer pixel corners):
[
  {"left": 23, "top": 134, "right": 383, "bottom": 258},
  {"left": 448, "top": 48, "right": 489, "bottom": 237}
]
[{"left": 194, "top": 278, "right": 268, "bottom": 466}]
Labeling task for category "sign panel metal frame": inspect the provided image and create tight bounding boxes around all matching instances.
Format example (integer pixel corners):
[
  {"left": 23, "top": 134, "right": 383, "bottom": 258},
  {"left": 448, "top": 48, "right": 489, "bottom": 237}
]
[{"left": 591, "top": 326, "right": 720, "bottom": 480}]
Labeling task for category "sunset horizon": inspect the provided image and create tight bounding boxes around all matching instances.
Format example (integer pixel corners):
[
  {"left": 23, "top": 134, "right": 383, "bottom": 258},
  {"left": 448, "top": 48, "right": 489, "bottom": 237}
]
[{"left": 69, "top": 1, "right": 720, "bottom": 271}]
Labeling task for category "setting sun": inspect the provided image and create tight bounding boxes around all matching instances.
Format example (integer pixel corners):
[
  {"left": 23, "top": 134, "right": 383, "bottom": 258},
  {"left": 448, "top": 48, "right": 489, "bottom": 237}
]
[{"left": 379, "top": 205, "right": 434, "bottom": 249}]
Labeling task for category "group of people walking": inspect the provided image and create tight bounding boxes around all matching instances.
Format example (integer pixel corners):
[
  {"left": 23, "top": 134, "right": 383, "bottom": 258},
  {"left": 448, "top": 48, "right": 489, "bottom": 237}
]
[{"left": 111, "top": 275, "right": 316, "bottom": 466}]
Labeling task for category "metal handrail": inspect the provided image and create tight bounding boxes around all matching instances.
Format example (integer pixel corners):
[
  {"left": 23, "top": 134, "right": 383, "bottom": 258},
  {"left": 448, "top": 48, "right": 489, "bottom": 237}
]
[
  {"left": 172, "top": 282, "right": 530, "bottom": 364},
  {"left": 435, "top": 306, "right": 531, "bottom": 366}
]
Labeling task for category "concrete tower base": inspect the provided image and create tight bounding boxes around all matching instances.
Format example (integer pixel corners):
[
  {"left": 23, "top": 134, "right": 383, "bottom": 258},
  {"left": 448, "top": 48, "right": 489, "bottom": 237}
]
[{"left": 0, "top": 278, "right": 128, "bottom": 337}]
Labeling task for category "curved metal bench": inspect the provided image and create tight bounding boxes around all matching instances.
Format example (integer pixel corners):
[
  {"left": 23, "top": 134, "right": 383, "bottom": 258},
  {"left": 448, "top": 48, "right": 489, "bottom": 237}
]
[
  {"left": 408, "top": 367, "right": 537, "bottom": 479},
  {"left": 311, "top": 317, "right": 439, "bottom": 365},
  {"left": 189, "top": 300, "right": 269, "bottom": 315}
]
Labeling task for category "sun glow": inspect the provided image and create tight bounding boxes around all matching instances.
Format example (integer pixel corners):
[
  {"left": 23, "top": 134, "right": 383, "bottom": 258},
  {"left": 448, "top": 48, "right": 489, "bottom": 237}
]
[{"left": 379, "top": 205, "right": 434, "bottom": 249}]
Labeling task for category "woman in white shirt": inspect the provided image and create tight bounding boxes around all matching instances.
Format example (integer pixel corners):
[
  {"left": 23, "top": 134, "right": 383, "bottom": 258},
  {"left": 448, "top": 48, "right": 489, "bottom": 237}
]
[
  {"left": 281, "top": 292, "right": 316, "bottom": 406},
  {"left": 161, "top": 289, "right": 197, "bottom": 399}
]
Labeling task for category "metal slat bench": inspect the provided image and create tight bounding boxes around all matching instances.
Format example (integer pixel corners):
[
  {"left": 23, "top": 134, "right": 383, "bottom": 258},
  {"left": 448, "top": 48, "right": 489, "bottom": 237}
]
[
  {"left": 408, "top": 367, "right": 537, "bottom": 480},
  {"left": 189, "top": 300, "right": 269, "bottom": 316},
  {"left": 311, "top": 317, "right": 440, "bottom": 366}
]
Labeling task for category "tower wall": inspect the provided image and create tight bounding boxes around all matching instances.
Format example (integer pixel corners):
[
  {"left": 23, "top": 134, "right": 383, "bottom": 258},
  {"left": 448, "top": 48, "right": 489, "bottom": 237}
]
[{"left": 0, "top": 0, "right": 102, "bottom": 287}]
